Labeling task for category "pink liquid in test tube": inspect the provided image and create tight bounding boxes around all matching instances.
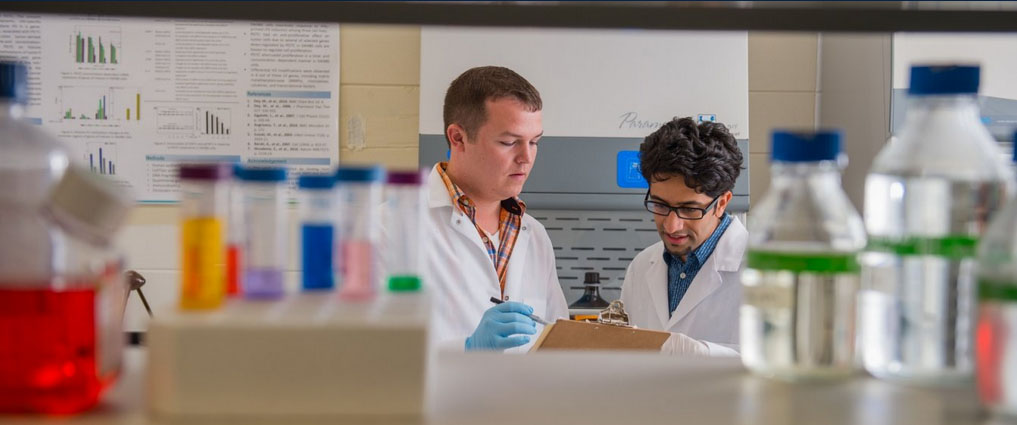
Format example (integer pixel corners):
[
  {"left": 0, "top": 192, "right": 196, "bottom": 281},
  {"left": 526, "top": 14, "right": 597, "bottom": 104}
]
[{"left": 338, "top": 240, "right": 375, "bottom": 300}]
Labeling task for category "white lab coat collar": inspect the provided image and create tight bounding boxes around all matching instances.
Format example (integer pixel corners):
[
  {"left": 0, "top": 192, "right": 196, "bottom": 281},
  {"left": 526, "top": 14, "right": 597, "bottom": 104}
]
[
  {"left": 644, "top": 216, "right": 747, "bottom": 329},
  {"left": 425, "top": 163, "right": 534, "bottom": 302},
  {"left": 427, "top": 165, "right": 488, "bottom": 254},
  {"left": 427, "top": 164, "right": 454, "bottom": 210}
]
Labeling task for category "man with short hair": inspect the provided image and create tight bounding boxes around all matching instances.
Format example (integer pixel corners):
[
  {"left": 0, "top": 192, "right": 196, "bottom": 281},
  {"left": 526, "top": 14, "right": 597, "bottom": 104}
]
[
  {"left": 425, "top": 66, "right": 568, "bottom": 352},
  {"left": 620, "top": 117, "right": 746, "bottom": 356}
]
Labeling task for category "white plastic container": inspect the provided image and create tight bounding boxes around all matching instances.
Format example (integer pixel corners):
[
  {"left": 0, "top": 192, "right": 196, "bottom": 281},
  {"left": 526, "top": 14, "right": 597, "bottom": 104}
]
[
  {"left": 383, "top": 170, "right": 426, "bottom": 293},
  {"left": 336, "top": 165, "right": 384, "bottom": 300},
  {"left": 240, "top": 167, "right": 288, "bottom": 299}
]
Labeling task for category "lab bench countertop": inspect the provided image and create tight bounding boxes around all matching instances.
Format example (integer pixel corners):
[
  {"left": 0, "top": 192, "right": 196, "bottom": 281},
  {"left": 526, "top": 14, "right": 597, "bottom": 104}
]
[{"left": 1, "top": 347, "right": 994, "bottom": 425}]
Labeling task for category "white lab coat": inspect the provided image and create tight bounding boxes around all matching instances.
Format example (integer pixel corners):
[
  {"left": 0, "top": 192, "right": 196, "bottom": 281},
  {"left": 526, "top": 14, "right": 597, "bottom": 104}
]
[
  {"left": 423, "top": 165, "right": 570, "bottom": 352},
  {"left": 620, "top": 216, "right": 747, "bottom": 356}
]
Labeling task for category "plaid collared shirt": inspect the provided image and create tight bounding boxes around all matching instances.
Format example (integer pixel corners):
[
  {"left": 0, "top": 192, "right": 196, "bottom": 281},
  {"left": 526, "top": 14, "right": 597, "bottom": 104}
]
[{"left": 437, "top": 162, "right": 525, "bottom": 297}]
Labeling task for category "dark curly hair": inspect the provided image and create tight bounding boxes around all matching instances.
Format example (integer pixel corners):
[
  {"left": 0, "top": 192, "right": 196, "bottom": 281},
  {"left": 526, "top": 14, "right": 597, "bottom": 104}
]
[{"left": 639, "top": 117, "right": 743, "bottom": 197}]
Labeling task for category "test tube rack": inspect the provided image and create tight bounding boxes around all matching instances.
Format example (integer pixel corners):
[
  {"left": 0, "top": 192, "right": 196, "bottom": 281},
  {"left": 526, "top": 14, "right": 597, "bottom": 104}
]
[{"left": 146, "top": 292, "right": 433, "bottom": 422}]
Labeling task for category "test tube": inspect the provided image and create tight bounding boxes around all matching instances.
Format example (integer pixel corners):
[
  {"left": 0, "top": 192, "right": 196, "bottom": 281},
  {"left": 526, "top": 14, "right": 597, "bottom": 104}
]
[
  {"left": 225, "top": 163, "right": 244, "bottom": 296},
  {"left": 336, "top": 165, "right": 384, "bottom": 300},
  {"left": 241, "top": 166, "right": 288, "bottom": 299},
  {"left": 178, "top": 163, "right": 230, "bottom": 310},
  {"left": 384, "top": 170, "right": 426, "bottom": 292},
  {"left": 299, "top": 173, "right": 336, "bottom": 291}
]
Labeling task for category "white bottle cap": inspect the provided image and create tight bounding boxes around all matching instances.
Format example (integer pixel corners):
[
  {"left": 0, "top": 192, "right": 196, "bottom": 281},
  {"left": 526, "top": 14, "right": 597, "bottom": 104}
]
[{"left": 44, "top": 164, "right": 133, "bottom": 247}]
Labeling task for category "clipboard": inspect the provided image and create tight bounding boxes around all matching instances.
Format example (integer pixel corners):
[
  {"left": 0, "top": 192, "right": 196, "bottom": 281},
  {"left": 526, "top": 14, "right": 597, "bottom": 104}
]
[{"left": 530, "top": 301, "right": 671, "bottom": 351}]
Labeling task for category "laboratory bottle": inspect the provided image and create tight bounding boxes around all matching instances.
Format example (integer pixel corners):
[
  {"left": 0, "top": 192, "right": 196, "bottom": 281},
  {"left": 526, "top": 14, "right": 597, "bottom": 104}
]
[
  {"left": 569, "top": 272, "right": 610, "bottom": 309},
  {"left": 336, "top": 165, "right": 384, "bottom": 300},
  {"left": 860, "top": 65, "right": 1011, "bottom": 386},
  {"left": 383, "top": 170, "right": 426, "bottom": 292},
  {"left": 975, "top": 133, "right": 1017, "bottom": 416},
  {"left": 0, "top": 61, "right": 69, "bottom": 280},
  {"left": 241, "top": 166, "right": 289, "bottom": 299},
  {"left": 225, "top": 163, "right": 244, "bottom": 296},
  {"left": 299, "top": 173, "right": 337, "bottom": 291},
  {"left": 178, "top": 163, "right": 231, "bottom": 310},
  {"left": 741, "top": 130, "right": 866, "bottom": 381},
  {"left": 31, "top": 165, "right": 132, "bottom": 413},
  {"left": 0, "top": 61, "right": 133, "bottom": 414}
]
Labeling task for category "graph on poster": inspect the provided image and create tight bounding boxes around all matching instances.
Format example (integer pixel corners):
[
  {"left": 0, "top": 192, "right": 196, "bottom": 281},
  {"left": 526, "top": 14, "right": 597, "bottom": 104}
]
[
  {"left": 71, "top": 25, "right": 121, "bottom": 65},
  {"left": 59, "top": 86, "right": 140, "bottom": 121},
  {"left": 155, "top": 106, "right": 231, "bottom": 137},
  {"left": 197, "top": 107, "right": 230, "bottom": 136},
  {"left": 155, "top": 106, "right": 194, "bottom": 134},
  {"left": 85, "top": 142, "right": 117, "bottom": 176}
]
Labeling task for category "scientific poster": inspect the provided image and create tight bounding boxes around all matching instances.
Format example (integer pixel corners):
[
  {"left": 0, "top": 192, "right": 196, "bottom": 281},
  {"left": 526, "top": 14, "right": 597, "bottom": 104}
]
[{"left": 0, "top": 13, "right": 340, "bottom": 201}]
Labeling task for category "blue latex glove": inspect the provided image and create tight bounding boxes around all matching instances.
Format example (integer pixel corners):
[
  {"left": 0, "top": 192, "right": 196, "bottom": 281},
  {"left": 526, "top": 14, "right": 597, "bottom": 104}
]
[{"left": 465, "top": 301, "right": 538, "bottom": 351}]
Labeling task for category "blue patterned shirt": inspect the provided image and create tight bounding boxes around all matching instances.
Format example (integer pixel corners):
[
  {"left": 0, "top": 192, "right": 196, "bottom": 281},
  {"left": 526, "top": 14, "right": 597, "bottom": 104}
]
[{"left": 662, "top": 213, "right": 732, "bottom": 317}]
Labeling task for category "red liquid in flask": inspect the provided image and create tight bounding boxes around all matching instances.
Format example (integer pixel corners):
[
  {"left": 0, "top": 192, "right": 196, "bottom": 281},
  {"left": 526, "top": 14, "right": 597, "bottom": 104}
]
[{"left": 0, "top": 276, "right": 121, "bottom": 414}]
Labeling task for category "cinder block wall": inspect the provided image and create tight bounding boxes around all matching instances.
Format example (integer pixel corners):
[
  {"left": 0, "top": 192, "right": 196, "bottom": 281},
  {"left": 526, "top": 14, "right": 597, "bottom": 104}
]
[{"left": 747, "top": 32, "right": 821, "bottom": 203}]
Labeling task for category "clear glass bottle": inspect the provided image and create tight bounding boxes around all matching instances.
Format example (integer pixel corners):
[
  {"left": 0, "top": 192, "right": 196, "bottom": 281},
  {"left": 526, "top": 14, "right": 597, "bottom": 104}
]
[
  {"left": 336, "top": 165, "right": 384, "bottom": 300},
  {"left": 240, "top": 167, "right": 289, "bottom": 299},
  {"left": 178, "top": 163, "right": 230, "bottom": 310},
  {"left": 0, "top": 61, "right": 133, "bottom": 414},
  {"left": 0, "top": 62, "right": 68, "bottom": 282},
  {"left": 299, "top": 173, "right": 336, "bottom": 291},
  {"left": 383, "top": 170, "right": 425, "bottom": 293},
  {"left": 976, "top": 133, "right": 1017, "bottom": 415},
  {"left": 741, "top": 130, "right": 866, "bottom": 381},
  {"left": 860, "top": 65, "right": 1012, "bottom": 385}
]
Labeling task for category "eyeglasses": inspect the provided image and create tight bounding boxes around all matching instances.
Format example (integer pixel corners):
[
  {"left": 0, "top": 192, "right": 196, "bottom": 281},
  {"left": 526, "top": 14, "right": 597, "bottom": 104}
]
[{"left": 643, "top": 192, "right": 721, "bottom": 220}]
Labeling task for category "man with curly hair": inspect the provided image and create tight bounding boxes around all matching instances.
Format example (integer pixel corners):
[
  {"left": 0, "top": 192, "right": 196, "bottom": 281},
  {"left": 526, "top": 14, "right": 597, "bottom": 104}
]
[{"left": 620, "top": 117, "right": 746, "bottom": 356}]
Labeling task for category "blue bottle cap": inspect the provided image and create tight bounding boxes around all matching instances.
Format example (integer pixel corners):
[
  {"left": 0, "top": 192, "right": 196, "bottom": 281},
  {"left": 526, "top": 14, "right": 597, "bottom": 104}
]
[
  {"left": 771, "top": 130, "right": 842, "bottom": 162},
  {"left": 909, "top": 65, "right": 979, "bottom": 96},
  {"left": 335, "top": 165, "right": 384, "bottom": 183},
  {"left": 0, "top": 62, "right": 28, "bottom": 103},
  {"left": 298, "top": 173, "right": 335, "bottom": 189},
  {"left": 241, "top": 166, "right": 287, "bottom": 182}
]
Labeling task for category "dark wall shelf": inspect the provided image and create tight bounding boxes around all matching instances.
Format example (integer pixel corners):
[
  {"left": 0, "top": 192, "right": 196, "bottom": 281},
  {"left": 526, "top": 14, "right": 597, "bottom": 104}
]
[{"left": 2, "top": 1, "right": 1017, "bottom": 33}]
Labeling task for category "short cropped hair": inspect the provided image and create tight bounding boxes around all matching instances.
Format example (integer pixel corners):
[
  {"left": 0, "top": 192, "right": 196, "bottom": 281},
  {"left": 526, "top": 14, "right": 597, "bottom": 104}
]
[
  {"left": 639, "top": 117, "right": 743, "bottom": 197},
  {"left": 442, "top": 66, "right": 542, "bottom": 147}
]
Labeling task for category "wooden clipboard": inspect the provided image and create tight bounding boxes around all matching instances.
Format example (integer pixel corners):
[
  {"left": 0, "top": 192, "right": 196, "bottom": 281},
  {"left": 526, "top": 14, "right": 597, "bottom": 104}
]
[{"left": 529, "top": 319, "right": 671, "bottom": 351}]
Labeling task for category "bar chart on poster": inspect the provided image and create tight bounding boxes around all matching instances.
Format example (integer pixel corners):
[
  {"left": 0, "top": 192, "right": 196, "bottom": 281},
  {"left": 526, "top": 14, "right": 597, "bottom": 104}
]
[
  {"left": 71, "top": 25, "right": 121, "bottom": 66},
  {"left": 0, "top": 13, "right": 340, "bottom": 202},
  {"left": 58, "top": 86, "right": 140, "bottom": 122},
  {"left": 85, "top": 142, "right": 117, "bottom": 176},
  {"left": 198, "top": 107, "right": 231, "bottom": 136}
]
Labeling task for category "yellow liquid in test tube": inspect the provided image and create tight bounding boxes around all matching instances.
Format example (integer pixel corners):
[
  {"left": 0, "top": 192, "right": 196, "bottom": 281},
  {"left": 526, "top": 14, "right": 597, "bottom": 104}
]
[{"left": 180, "top": 217, "right": 225, "bottom": 310}]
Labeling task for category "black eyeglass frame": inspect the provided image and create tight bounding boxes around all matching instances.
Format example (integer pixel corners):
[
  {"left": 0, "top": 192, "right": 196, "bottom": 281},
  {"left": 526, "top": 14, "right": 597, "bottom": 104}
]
[{"left": 643, "top": 191, "right": 722, "bottom": 220}]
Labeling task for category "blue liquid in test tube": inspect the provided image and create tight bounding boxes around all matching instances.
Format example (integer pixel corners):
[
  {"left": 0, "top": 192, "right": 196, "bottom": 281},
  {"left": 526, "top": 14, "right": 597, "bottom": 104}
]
[{"left": 301, "top": 223, "right": 335, "bottom": 290}]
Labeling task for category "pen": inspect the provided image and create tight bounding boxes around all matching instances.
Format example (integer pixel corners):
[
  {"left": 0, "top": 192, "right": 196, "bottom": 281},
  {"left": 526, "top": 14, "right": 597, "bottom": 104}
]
[{"left": 489, "top": 296, "right": 550, "bottom": 326}]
